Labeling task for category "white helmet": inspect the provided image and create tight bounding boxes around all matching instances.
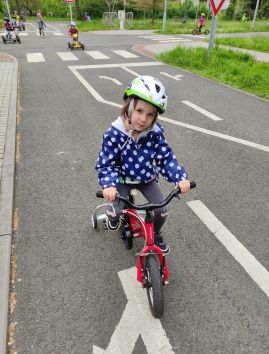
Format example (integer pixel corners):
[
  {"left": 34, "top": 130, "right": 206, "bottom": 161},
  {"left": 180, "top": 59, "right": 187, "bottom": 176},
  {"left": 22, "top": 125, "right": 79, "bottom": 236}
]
[
  {"left": 124, "top": 76, "right": 168, "bottom": 114},
  {"left": 70, "top": 21, "right": 76, "bottom": 26}
]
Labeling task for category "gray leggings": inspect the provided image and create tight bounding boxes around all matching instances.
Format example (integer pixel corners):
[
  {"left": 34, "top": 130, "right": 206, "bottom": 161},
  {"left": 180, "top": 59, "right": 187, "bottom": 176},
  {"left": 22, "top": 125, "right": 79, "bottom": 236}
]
[{"left": 116, "top": 180, "right": 167, "bottom": 234}]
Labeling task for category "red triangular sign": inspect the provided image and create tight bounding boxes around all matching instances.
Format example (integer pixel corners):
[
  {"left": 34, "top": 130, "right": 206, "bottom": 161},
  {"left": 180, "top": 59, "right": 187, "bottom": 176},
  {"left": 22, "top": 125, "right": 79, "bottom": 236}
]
[{"left": 210, "top": 0, "right": 226, "bottom": 16}]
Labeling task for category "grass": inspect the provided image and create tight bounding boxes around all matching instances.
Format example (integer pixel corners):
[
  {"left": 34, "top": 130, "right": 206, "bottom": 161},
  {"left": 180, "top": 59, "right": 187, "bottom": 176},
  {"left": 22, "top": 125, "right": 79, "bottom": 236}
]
[
  {"left": 214, "top": 36, "right": 269, "bottom": 53},
  {"left": 156, "top": 46, "right": 269, "bottom": 100},
  {"left": 32, "top": 17, "right": 268, "bottom": 34}
]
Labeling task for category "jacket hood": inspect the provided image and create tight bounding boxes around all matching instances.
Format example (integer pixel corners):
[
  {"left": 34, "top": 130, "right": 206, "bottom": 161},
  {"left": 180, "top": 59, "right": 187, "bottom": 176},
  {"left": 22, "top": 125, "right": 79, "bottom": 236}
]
[{"left": 111, "top": 116, "right": 163, "bottom": 139}]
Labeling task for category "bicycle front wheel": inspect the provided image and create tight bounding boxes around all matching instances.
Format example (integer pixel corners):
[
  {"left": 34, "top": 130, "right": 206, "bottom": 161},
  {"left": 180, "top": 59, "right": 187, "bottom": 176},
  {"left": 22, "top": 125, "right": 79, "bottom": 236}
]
[{"left": 144, "top": 255, "right": 164, "bottom": 318}]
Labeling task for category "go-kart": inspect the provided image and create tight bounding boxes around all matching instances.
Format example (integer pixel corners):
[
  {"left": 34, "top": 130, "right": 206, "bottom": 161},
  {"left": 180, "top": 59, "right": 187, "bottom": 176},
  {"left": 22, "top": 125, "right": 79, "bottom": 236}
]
[
  {"left": 68, "top": 33, "right": 84, "bottom": 50},
  {"left": 2, "top": 31, "right": 21, "bottom": 44}
]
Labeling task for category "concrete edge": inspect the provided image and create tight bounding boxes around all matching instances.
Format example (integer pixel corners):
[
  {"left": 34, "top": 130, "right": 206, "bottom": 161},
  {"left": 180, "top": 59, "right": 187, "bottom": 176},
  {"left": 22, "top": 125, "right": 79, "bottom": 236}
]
[{"left": 0, "top": 57, "right": 18, "bottom": 354}]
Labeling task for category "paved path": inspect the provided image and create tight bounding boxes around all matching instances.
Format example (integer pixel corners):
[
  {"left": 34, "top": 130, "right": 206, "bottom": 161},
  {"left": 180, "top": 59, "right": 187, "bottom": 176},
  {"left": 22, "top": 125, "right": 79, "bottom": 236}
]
[
  {"left": 0, "top": 52, "right": 17, "bottom": 354},
  {"left": 0, "top": 29, "right": 268, "bottom": 353}
]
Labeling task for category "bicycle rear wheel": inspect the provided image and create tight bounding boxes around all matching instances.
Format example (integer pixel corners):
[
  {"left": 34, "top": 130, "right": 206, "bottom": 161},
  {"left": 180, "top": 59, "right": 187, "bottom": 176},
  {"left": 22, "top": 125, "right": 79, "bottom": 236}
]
[{"left": 144, "top": 254, "right": 164, "bottom": 318}]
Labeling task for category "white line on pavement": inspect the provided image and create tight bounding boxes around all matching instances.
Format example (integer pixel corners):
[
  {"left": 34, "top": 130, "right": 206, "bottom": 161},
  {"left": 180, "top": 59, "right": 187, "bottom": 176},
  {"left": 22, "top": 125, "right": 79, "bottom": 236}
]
[
  {"left": 188, "top": 200, "right": 269, "bottom": 299},
  {"left": 113, "top": 50, "right": 139, "bottom": 58},
  {"left": 99, "top": 76, "right": 122, "bottom": 85},
  {"left": 26, "top": 53, "right": 45, "bottom": 63},
  {"left": 68, "top": 62, "right": 269, "bottom": 153},
  {"left": 85, "top": 51, "right": 110, "bottom": 59},
  {"left": 182, "top": 100, "right": 222, "bottom": 121},
  {"left": 159, "top": 39, "right": 192, "bottom": 43},
  {"left": 57, "top": 52, "right": 78, "bottom": 61},
  {"left": 159, "top": 116, "right": 269, "bottom": 152},
  {"left": 122, "top": 66, "right": 141, "bottom": 77},
  {"left": 53, "top": 33, "right": 63, "bottom": 36}
]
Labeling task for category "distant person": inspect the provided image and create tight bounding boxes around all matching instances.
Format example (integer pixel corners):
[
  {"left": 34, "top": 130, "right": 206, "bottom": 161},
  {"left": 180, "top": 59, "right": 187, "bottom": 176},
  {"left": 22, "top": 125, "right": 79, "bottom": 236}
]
[
  {"left": 241, "top": 13, "right": 248, "bottom": 23},
  {"left": 198, "top": 13, "right": 205, "bottom": 33},
  {"left": 36, "top": 11, "right": 42, "bottom": 18},
  {"left": 37, "top": 16, "right": 46, "bottom": 37}
]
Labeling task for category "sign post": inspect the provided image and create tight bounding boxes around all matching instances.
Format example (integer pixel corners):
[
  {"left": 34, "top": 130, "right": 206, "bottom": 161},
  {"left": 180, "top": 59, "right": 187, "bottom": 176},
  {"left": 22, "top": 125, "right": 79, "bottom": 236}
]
[
  {"left": 207, "top": 0, "right": 226, "bottom": 59},
  {"left": 5, "top": 0, "right": 11, "bottom": 20},
  {"left": 64, "top": 0, "right": 75, "bottom": 22}
]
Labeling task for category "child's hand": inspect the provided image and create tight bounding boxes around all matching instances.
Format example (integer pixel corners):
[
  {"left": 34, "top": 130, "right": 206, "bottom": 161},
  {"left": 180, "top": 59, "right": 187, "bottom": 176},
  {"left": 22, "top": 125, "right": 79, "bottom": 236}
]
[
  {"left": 177, "top": 180, "right": 190, "bottom": 194},
  {"left": 103, "top": 187, "right": 118, "bottom": 202}
]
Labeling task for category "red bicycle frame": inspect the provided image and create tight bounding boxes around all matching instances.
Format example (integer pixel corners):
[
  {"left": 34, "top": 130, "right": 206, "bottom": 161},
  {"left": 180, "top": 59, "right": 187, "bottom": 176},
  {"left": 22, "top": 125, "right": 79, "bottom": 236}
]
[{"left": 122, "top": 208, "right": 169, "bottom": 286}]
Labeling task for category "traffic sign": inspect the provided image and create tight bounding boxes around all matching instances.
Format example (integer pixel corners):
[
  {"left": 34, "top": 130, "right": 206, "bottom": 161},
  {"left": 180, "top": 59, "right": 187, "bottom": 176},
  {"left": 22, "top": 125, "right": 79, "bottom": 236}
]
[{"left": 210, "top": 0, "right": 226, "bottom": 16}]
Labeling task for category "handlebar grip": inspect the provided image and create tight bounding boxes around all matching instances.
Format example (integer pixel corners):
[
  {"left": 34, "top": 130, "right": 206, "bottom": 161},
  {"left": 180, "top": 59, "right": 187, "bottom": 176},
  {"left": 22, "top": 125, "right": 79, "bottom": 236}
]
[
  {"left": 96, "top": 191, "right": 104, "bottom": 198},
  {"left": 190, "top": 181, "right": 196, "bottom": 189}
]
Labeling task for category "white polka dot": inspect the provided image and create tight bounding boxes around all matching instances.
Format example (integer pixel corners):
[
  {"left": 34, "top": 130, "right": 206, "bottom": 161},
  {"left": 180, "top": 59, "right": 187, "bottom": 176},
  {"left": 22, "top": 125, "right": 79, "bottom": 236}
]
[
  {"left": 130, "top": 170, "right": 134, "bottom": 175},
  {"left": 108, "top": 141, "right": 112, "bottom": 146},
  {"left": 146, "top": 172, "right": 151, "bottom": 177},
  {"left": 161, "top": 147, "right": 166, "bottom": 151},
  {"left": 109, "top": 154, "right": 113, "bottom": 159},
  {"left": 169, "top": 162, "right": 174, "bottom": 167},
  {"left": 111, "top": 138, "right": 116, "bottom": 142},
  {"left": 135, "top": 164, "right": 139, "bottom": 169},
  {"left": 157, "top": 155, "right": 162, "bottom": 159},
  {"left": 129, "top": 157, "right": 133, "bottom": 162},
  {"left": 146, "top": 142, "right": 152, "bottom": 147},
  {"left": 133, "top": 151, "right": 137, "bottom": 155}
]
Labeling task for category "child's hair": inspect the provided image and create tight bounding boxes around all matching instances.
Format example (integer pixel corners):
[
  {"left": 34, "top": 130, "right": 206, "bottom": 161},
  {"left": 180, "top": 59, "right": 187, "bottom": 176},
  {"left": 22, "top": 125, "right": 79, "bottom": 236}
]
[{"left": 120, "top": 97, "right": 158, "bottom": 125}]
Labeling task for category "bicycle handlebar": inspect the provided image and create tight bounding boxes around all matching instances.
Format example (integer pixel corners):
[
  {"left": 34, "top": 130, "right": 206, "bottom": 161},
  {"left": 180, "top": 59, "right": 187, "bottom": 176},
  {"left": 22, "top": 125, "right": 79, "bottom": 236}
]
[{"left": 96, "top": 181, "right": 196, "bottom": 211}]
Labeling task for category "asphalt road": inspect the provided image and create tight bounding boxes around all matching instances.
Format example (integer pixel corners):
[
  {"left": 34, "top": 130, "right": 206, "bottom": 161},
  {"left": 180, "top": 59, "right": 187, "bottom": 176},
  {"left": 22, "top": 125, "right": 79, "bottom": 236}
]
[{"left": 2, "top": 22, "right": 269, "bottom": 353}]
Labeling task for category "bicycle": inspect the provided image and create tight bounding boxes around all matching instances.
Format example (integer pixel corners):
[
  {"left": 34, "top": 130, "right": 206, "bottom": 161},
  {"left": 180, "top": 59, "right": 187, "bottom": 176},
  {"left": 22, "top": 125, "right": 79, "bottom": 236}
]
[
  {"left": 91, "top": 181, "right": 196, "bottom": 318},
  {"left": 192, "top": 26, "right": 209, "bottom": 35}
]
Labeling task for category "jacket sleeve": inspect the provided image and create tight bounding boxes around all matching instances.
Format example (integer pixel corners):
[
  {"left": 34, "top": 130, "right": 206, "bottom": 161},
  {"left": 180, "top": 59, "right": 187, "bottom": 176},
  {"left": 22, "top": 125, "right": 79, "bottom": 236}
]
[
  {"left": 154, "top": 133, "right": 188, "bottom": 184},
  {"left": 95, "top": 130, "right": 120, "bottom": 188}
]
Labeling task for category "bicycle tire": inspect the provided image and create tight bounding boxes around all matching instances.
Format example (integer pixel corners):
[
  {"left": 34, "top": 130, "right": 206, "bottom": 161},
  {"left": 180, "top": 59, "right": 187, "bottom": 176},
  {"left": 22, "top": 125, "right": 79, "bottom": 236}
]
[{"left": 144, "top": 254, "right": 164, "bottom": 318}]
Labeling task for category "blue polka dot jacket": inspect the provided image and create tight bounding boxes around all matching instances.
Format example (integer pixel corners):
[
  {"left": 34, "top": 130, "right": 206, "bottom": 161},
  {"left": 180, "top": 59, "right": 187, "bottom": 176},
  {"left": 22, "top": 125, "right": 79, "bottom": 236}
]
[{"left": 96, "top": 117, "right": 188, "bottom": 189}]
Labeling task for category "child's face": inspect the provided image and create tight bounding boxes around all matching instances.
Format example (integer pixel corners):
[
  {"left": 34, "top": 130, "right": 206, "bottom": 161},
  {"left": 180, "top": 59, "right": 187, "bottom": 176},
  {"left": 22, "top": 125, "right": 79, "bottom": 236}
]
[{"left": 130, "top": 99, "right": 157, "bottom": 131}]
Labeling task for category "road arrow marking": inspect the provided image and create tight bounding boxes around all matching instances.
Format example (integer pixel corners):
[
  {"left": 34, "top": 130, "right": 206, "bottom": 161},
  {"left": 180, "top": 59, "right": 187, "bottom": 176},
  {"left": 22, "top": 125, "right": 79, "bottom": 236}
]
[
  {"left": 160, "top": 72, "right": 183, "bottom": 81},
  {"left": 99, "top": 76, "right": 122, "bottom": 85},
  {"left": 93, "top": 267, "right": 175, "bottom": 354}
]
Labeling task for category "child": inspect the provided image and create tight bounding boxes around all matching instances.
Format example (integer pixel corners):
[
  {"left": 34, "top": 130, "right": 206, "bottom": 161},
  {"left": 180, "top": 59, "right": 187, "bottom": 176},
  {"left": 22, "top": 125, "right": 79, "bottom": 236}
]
[
  {"left": 199, "top": 13, "right": 205, "bottom": 33},
  {"left": 95, "top": 76, "right": 190, "bottom": 253},
  {"left": 37, "top": 16, "right": 46, "bottom": 37},
  {"left": 68, "top": 21, "right": 79, "bottom": 37}
]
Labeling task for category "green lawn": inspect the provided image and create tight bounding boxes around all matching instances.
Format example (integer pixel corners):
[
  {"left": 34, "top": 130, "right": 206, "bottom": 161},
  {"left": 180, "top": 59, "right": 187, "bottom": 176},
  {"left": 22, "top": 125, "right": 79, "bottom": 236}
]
[
  {"left": 214, "top": 36, "right": 269, "bottom": 53},
  {"left": 156, "top": 46, "right": 269, "bottom": 100}
]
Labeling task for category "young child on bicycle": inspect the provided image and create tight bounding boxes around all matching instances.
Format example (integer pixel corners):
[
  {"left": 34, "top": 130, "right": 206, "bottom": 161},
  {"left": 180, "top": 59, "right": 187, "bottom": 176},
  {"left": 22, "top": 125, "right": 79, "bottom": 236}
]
[
  {"left": 95, "top": 76, "right": 190, "bottom": 253},
  {"left": 68, "top": 21, "right": 79, "bottom": 38},
  {"left": 199, "top": 13, "right": 205, "bottom": 33}
]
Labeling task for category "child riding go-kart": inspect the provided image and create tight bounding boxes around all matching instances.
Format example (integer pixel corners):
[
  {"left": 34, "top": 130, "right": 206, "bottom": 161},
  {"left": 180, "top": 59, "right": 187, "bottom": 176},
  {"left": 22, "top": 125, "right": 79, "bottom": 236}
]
[
  {"left": 68, "top": 21, "right": 84, "bottom": 50},
  {"left": 2, "top": 17, "right": 21, "bottom": 44}
]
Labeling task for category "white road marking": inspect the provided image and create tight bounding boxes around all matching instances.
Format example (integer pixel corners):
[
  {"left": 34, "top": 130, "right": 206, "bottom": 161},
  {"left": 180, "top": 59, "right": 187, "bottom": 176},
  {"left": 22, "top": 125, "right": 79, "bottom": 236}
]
[
  {"left": 17, "top": 33, "right": 28, "bottom": 36},
  {"left": 57, "top": 52, "right": 78, "bottom": 61},
  {"left": 93, "top": 267, "right": 175, "bottom": 354},
  {"left": 99, "top": 76, "right": 122, "bottom": 85},
  {"left": 160, "top": 115, "right": 269, "bottom": 152},
  {"left": 188, "top": 200, "right": 269, "bottom": 299},
  {"left": 113, "top": 50, "right": 139, "bottom": 58},
  {"left": 86, "top": 51, "right": 110, "bottom": 59},
  {"left": 53, "top": 33, "right": 63, "bottom": 36},
  {"left": 45, "top": 23, "right": 60, "bottom": 32},
  {"left": 139, "top": 35, "right": 168, "bottom": 38},
  {"left": 182, "top": 100, "right": 222, "bottom": 121},
  {"left": 160, "top": 72, "right": 183, "bottom": 81},
  {"left": 150, "top": 37, "right": 185, "bottom": 41},
  {"left": 159, "top": 39, "right": 192, "bottom": 43},
  {"left": 26, "top": 53, "right": 45, "bottom": 63},
  {"left": 122, "top": 66, "right": 141, "bottom": 77},
  {"left": 68, "top": 61, "right": 269, "bottom": 153}
]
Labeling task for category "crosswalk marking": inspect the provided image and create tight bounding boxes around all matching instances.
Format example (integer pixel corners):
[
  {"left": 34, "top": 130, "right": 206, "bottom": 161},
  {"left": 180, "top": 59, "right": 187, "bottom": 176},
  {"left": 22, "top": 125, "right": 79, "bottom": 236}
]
[
  {"left": 86, "top": 51, "right": 110, "bottom": 59},
  {"left": 112, "top": 50, "right": 138, "bottom": 58},
  {"left": 57, "top": 52, "right": 78, "bottom": 61},
  {"left": 53, "top": 33, "right": 63, "bottom": 36},
  {"left": 17, "top": 33, "right": 28, "bottom": 36},
  {"left": 26, "top": 53, "right": 45, "bottom": 63}
]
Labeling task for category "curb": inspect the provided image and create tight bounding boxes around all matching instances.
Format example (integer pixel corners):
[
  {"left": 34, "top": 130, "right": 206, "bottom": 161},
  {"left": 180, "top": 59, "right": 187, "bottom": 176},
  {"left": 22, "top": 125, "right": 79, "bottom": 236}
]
[{"left": 0, "top": 54, "right": 18, "bottom": 354}]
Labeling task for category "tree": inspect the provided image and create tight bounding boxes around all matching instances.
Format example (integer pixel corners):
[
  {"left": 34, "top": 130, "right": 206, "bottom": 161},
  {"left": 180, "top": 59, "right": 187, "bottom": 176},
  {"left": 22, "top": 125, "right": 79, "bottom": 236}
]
[{"left": 132, "top": 0, "right": 163, "bottom": 22}]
